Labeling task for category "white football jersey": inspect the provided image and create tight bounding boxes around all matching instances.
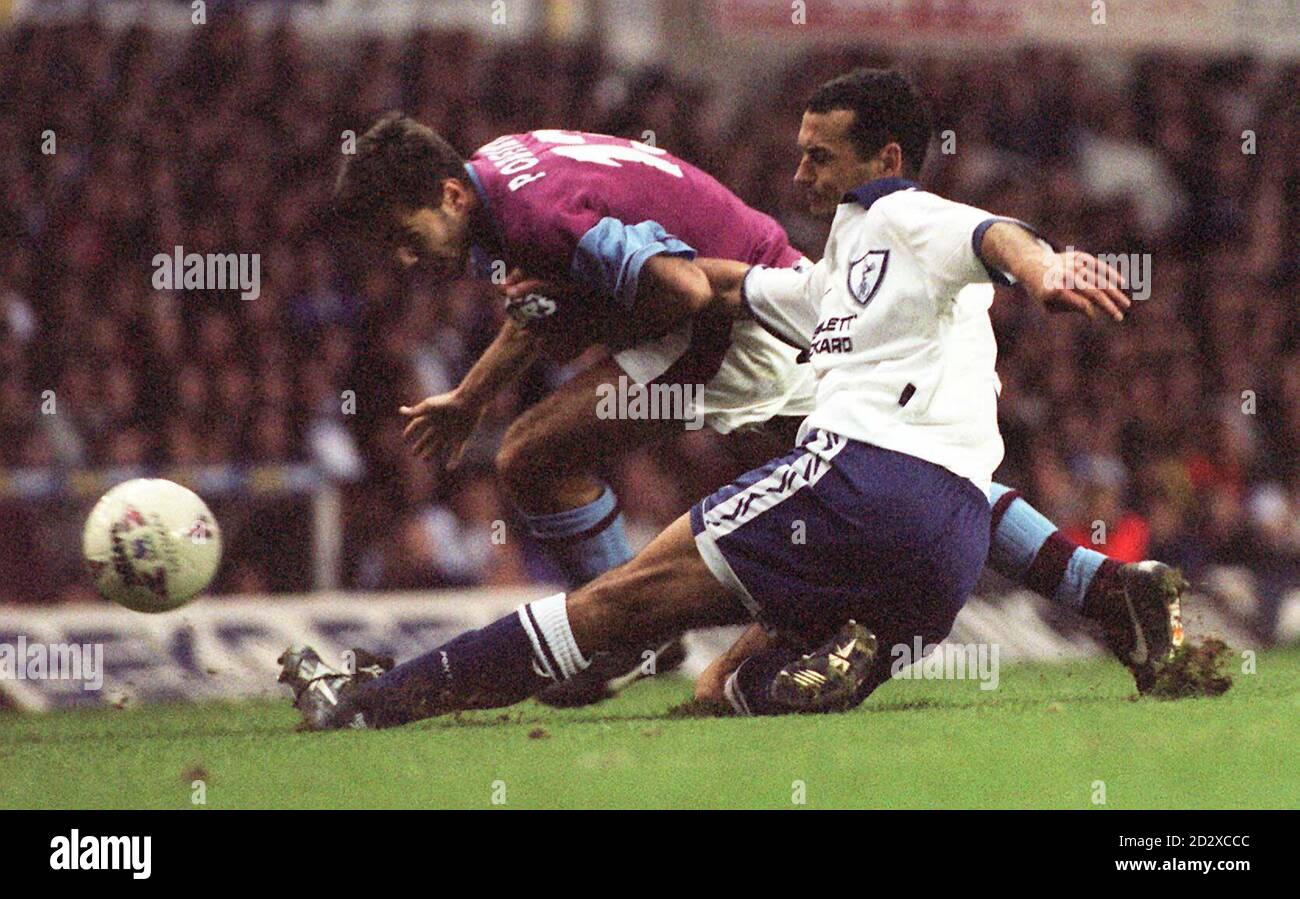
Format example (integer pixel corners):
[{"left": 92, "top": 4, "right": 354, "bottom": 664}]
[{"left": 743, "top": 178, "right": 1038, "bottom": 494}]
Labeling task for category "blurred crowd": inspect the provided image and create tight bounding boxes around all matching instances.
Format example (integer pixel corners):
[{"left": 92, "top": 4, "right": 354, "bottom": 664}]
[{"left": 0, "top": 15, "right": 1296, "bottom": 627}]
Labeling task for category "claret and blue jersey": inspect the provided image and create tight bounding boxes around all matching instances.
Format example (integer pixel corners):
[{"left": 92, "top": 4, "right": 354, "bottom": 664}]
[{"left": 464, "top": 130, "right": 802, "bottom": 326}]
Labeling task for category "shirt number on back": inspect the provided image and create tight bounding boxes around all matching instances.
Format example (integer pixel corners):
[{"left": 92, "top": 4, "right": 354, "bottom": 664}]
[{"left": 531, "top": 130, "right": 683, "bottom": 178}]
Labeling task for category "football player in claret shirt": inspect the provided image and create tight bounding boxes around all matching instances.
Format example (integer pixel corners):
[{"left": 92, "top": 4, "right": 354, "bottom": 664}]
[{"left": 332, "top": 115, "right": 821, "bottom": 704}]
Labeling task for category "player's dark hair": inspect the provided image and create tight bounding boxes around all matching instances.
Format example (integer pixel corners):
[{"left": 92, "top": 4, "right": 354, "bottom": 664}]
[
  {"left": 806, "top": 68, "right": 932, "bottom": 178},
  {"left": 334, "top": 111, "right": 467, "bottom": 229}
]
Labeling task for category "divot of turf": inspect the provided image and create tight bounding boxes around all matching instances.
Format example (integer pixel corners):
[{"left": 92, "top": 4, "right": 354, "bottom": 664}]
[
  {"left": 664, "top": 697, "right": 732, "bottom": 718},
  {"left": 1148, "top": 637, "right": 1234, "bottom": 699}
]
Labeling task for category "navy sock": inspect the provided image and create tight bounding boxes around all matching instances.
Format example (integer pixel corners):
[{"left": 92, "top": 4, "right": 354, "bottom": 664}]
[{"left": 350, "top": 593, "right": 589, "bottom": 727}]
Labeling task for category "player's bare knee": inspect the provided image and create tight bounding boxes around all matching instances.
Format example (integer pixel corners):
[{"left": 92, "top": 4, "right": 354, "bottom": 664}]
[{"left": 494, "top": 425, "right": 548, "bottom": 501}]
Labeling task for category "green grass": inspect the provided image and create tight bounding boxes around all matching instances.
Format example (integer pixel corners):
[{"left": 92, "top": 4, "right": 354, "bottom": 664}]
[{"left": 2, "top": 648, "right": 1297, "bottom": 809}]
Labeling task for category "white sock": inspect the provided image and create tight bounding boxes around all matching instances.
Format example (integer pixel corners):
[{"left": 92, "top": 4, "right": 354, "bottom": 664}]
[{"left": 517, "top": 593, "right": 591, "bottom": 681}]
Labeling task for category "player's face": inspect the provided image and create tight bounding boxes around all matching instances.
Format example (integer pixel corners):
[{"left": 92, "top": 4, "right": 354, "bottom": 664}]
[
  {"left": 386, "top": 180, "right": 474, "bottom": 281},
  {"left": 794, "top": 109, "right": 877, "bottom": 221}
]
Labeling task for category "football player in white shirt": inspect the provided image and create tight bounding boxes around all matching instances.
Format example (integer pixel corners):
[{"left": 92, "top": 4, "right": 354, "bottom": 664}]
[
  {"left": 691, "top": 69, "right": 1188, "bottom": 711},
  {"left": 280, "top": 70, "right": 1179, "bottom": 730}
]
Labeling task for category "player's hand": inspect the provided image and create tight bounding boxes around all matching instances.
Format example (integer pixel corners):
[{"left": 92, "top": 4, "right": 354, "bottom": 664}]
[
  {"left": 1031, "top": 250, "right": 1132, "bottom": 322},
  {"left": 398, "top": 391, "right": 486, "bottom": 469},
  {"left": 693, "top": 660, "right": 729, "bottom": 704},
  {"left": 498, "top": 267, "right": 553, "bottom": 301},
  {"left": 496, "top": 267, "right": 569, "bottom": 332}
]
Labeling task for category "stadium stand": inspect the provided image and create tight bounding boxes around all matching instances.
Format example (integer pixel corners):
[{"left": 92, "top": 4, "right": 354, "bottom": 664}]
[{"left": 0, "top": 14, "right": 1295, "bottom": 638}]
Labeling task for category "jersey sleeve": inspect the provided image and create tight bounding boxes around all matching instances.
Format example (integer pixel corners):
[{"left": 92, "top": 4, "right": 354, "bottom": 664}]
[
  {"left": 503, "top": 181, "right": 697, "bottom": 311},
  {"left": 740, "top": 259, "right": 821, "bottom": 350},
  {"left": 878, "top": 192, "right": 1049, "bottom": 296},
  {"left": 570, "top": 217, "right": 697, "bottom": 309}
]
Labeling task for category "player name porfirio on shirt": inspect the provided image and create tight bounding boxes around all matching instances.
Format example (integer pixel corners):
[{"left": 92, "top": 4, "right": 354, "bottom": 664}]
[{"left": 742, "top": 177, "right": 1046, "bottom": 495}]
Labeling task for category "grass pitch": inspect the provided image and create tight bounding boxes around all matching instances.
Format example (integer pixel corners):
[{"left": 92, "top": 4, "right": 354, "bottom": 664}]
[{"left": 2, "top": 648, "right": 1296, "bottom": 810}]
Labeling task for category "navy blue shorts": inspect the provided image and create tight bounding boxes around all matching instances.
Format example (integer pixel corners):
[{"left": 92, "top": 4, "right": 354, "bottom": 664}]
[{"left": 690, "top": 430, "right": 991, "bottom": 670}]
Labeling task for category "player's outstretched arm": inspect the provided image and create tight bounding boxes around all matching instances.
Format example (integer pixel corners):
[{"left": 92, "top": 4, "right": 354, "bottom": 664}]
[
  {"left": 695, "top": 256, "right": 819, "bottom": 352},
  {"left": 980, "top": 222, "right": 1131, "bottom": 322},
  {"left": 623, "top": 253, "right": 718, "bottom": 340},
  {"left": 400, "top": 318, "right": 541, "bottom": 467},
  {"left": 692, "top": 257, "right": 754, "bottom": 319},
  {"left": 499, "top": 256, "right": 718, "bottom": 345}
]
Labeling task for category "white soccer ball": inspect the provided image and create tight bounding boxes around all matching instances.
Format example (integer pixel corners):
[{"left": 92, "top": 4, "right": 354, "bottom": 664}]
[{"left": 82, "top": 478, "right": 222, "bottom": 613}]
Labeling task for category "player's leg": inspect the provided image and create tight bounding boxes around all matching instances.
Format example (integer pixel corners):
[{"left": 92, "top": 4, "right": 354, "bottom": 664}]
[
  {"left": 705, "top": 479, "right": 1188, "bottom": 711},
  {"left": 985, "top": 483, "right": 1184, "bottom": 689},
  {"left": 499, "top": 318, "right": 799, "bottom": 705},
  {"left": 281, "top": 515, "right": 747, "bottom": 730},
  {"left": 495, "top": 356, "right": 680, "bottom": 588},
  {"left": 987, "top": 482, "right": 1112, "bottom": 611},
  {"left": 494, "top": 355, "right": 703, "bottom": 704},
  {"left": 693, "top": 430, "right": 992, "bottom": 715}
]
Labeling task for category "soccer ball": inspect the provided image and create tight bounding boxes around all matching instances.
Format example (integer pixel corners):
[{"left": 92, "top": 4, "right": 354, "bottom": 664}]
[{"left": 82, "top": 478, "right": 222, "bottom": 613}]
